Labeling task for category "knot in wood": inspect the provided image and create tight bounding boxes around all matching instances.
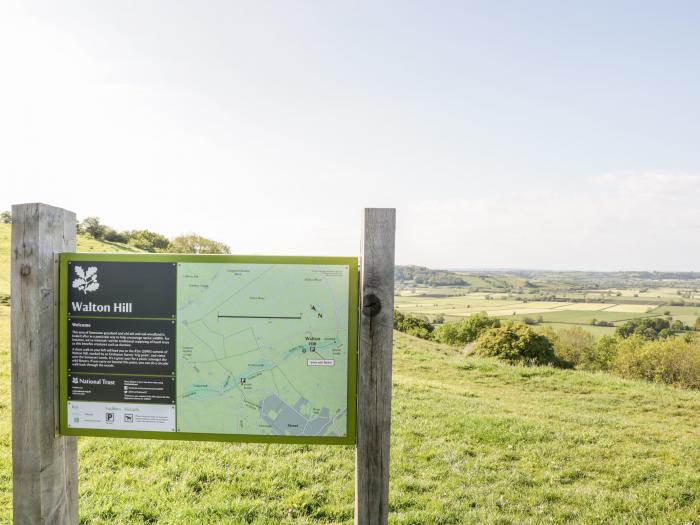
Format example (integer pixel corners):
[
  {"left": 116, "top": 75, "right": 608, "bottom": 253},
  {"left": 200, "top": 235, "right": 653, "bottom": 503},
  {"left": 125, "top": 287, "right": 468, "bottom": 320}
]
[
  {"left": 363, "top": 293, "right": 382, "bottom": 317},
  {"left": 20, "top": 263, "right": 31, "bottom": 276}
]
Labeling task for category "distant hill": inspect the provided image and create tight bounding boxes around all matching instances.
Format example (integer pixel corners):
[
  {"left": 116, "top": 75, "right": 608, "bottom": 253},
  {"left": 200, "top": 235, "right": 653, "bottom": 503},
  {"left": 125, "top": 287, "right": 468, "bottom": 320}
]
[
  {"left": 394, "top": 265, "right": 466, "bottom": 286},
  {"left": 396, "top": 262, "right": 700, "bottom": 292}
]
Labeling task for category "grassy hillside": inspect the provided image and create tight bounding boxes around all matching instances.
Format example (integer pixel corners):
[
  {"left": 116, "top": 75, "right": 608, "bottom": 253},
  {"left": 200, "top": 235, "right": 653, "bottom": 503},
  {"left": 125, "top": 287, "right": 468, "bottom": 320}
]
[
  {"left": 1, "top": 324, "right": 699, "bottom": 523},
  {"left": 0, "top": 223, "right": 141, "bottom": 297},
  {"left": 1, "top": 227, "right": 699, "bottom": 523},
  {"left": 0, "top": 225, "right": 9, "bottom": 297}
]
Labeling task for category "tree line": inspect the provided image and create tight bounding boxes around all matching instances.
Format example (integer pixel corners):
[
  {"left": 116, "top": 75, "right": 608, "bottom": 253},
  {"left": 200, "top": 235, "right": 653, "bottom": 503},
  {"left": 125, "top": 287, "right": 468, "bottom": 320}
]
[
  {"left": 79, "top": 216, "right": 230, "bottom": 254},
  {"left": 2, "top": 211, "right": 230, "bottom": 254}
]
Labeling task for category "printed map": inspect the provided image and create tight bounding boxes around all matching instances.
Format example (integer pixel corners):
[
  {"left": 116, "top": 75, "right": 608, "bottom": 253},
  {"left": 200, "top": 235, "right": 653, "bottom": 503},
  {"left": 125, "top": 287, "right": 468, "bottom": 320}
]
[{"left": 176, "top": 263, "right": 351, "bottom": 437}]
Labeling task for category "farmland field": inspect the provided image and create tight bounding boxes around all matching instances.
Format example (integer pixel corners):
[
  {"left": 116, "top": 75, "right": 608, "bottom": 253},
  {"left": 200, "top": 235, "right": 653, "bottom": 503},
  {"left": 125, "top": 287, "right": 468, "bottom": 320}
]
[{"left": 396, "top": 280, "right": 700, "bottom": 337}]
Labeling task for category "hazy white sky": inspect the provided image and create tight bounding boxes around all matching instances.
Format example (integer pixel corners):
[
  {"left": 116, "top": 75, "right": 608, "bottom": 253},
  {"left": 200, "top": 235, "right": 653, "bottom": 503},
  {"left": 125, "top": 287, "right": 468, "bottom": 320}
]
[{"left": 1, "top": 1, "right": 699, "bottom": 270}]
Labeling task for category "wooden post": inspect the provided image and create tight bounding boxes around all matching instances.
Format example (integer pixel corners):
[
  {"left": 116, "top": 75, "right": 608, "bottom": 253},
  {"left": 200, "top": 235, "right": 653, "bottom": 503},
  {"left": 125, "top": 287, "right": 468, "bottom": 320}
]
[
  {"left": 11, "top": 203, "right": 79, "bottom": 524},
  {"left": 355, "top": 208, "right": 396, "bottom": 525}
]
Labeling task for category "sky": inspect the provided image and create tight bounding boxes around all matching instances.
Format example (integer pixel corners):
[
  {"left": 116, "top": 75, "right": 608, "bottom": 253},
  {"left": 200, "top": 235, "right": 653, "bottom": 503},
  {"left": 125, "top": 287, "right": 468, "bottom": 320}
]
[{"left": 1, "top": 1, "right": 699, "bottom": 270}]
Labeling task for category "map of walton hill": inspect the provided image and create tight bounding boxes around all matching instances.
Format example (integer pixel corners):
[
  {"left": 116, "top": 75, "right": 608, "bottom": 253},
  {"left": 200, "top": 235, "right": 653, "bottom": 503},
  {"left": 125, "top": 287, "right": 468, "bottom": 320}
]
[{"left": 175, "top": 262, "right": 351, "bottom": 437}]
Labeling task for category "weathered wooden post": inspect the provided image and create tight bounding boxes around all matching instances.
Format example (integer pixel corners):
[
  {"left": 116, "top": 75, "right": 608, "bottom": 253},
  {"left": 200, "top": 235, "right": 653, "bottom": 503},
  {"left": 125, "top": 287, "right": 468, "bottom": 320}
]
[
  {"left": 11, "top": 203, "right": 79, "bottom": 524},
  {"left": 355, "top": 208, "right": 396, "bottom": 525}
]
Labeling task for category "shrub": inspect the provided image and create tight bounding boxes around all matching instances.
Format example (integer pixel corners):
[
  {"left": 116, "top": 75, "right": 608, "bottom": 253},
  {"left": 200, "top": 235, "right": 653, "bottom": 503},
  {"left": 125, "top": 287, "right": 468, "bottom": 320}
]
[
  {"left": 473, "top": 322, "right": 557, "bottom": 366},
  {"left": 127, "top": 229, "right": 171, "bottom": 252},
  {"left": 613, "top": 336, "right": 700, "bottom": 390},
  {"left": 169, "top": 234, "right": 230, "bottom": 254},
  {"left": 552, "top": 327, "right": 596, "bottom": 368},
  {"left": 433, "top": 313, "right": 500, "bottom": 346},
  {"left": 394, "top": 310, "right": 434, "bottom": 340},
  {"left": 103, "top": 227, "right": 130, "bottom": 244},
  {"left": 589, "top": 335, "right": 620, "bottom": 371}
]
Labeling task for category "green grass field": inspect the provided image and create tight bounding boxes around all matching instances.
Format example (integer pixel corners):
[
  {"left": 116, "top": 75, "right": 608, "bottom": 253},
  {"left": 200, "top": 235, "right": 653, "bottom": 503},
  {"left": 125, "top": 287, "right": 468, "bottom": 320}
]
[
  {"left": 2, "top": 224, "right": 700, "bottom": 523},
  {"left": 0, "top": 226, "right": 9, "bottom": 296},
  {"left": 2, "top": 318, "right": 699, "bottom": 523}
]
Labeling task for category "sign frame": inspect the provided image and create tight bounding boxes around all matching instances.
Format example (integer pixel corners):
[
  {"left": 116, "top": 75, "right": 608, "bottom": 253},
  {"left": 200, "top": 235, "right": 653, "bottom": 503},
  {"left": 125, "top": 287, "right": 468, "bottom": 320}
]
[{"left": 58, "top": 252, "right": 359, "bottom": 445}]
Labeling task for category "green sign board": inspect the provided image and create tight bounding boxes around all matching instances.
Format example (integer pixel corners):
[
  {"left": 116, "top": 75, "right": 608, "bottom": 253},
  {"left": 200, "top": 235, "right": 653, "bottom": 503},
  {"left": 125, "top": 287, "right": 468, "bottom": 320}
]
[{"left": 59, "top": 253, "right": 358, "bottom": 445}]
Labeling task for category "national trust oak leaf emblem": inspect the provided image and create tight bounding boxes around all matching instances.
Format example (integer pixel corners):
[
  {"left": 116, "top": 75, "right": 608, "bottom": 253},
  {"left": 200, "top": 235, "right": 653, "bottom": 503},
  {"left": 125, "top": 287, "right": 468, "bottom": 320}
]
[{"left": 72, "top": 265, "right": 99, "bottom": 294}]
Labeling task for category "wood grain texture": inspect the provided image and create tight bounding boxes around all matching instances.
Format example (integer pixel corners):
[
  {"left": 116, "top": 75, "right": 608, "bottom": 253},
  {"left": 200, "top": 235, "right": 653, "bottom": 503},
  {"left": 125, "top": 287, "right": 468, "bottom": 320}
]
[
  {"left": 11, "top": 203, "right": 78, "bottom": 524},
  {"left": 355, "top": 208, "right": 396, "bottom": 525}
]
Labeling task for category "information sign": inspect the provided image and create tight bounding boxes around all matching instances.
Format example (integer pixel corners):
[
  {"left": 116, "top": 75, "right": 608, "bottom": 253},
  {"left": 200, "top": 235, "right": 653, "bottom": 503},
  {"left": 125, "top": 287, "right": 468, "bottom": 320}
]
[{"left": 59, "top": 254, "right": 358, "bottom": 444}]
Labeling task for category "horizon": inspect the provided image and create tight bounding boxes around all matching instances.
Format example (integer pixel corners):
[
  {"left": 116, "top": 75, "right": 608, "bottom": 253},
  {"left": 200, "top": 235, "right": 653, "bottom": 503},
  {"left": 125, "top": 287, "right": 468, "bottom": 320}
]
[{"left": 2, "top": 2, "right": 699, "bottom": 271}]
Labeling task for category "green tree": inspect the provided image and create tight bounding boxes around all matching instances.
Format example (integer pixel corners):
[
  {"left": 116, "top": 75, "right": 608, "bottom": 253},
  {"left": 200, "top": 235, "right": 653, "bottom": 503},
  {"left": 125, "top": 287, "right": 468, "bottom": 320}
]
[
  {"left": 473, "top": 322, "right": 557, "bottom": 365},
  {"left": 615, "top": 317, "right": 672, "bottom": 340},
  {"left": 127, "top": 230, "right": 171, "bottom": 252},
  {"left": 168, "top": 234, "right": 230, "bottom": 254},
  {"left": 80, "top": 216, "right": 107, "bottom": 240},
  {"left": 0, "top": 211, "right": 11, "bottom": 224},
  {"left": 671, "top": 320, "right": 685, "bottom": 331}
]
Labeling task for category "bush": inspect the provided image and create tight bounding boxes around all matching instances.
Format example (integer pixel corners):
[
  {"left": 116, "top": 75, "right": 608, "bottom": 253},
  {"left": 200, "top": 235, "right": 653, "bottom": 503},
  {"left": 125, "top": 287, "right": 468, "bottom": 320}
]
[
  {"left": 551, "top": 327, "right": 596, "bottom": 368},
  {"left": 103, "top": 227, "right": 130, "bottom": 244},
  {"left": 394, "top": 310, "right": 434, "bottom": 340},
  {"left": 473, "top": 322, "right": 557, "bottom": 366},
  {"left": 433, "top": 313, "right": 500, "bottom": 346},
  {"left": 127, "top": 230, "right": 171, "bottom": 252},
  {"left": 613, "top": 336, "right": 700, "bottom": 390},
  {"left": 169, "top": 234, "right": 230, "bottom": 254},
  {"left": 589, "top": 336, "right": 621, "bottom": 371}
]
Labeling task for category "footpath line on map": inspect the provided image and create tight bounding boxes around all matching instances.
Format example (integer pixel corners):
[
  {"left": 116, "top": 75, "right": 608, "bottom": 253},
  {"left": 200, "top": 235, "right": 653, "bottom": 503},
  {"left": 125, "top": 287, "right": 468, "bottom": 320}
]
[{"left": 217, "top": 314, "right": 302, "bottom": 320}]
